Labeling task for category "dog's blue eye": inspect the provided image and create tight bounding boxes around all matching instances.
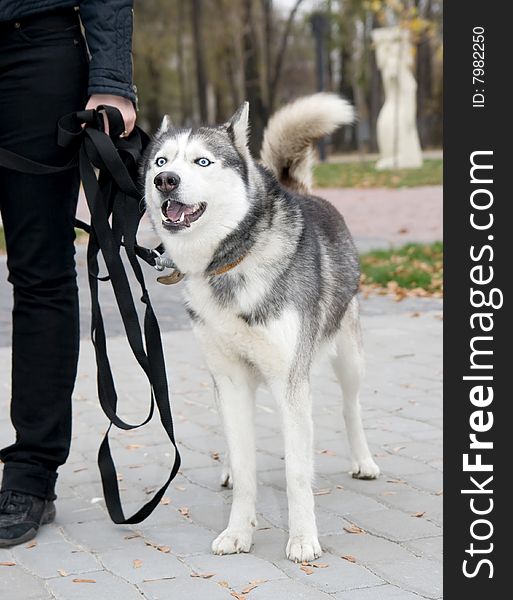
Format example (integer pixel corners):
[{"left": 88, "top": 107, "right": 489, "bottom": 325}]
[
  {"left": 155, "top": 157, "right": 167, "bottom": 167},
  {"left": 195, "top": 157, "right": 212, "bottom": 167}
]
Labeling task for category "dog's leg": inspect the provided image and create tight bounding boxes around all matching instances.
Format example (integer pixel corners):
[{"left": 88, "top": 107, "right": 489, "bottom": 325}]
[
  {"left": 331, "top": 298, "right": 380, "bottom": 479},
  {"left": 273, "top": 377, "right": 321, "bottom": 562},
  {"left": 211, "top": 366, "right": 257, "bottom": 555},
  {"left": 220, "top": 451, "right": 233, "bottom": 489}
]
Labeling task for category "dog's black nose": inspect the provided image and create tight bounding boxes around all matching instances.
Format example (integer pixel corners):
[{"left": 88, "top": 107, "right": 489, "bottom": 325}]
[{"left": 154, "top": 171, "right": 180, "bottom": 194}]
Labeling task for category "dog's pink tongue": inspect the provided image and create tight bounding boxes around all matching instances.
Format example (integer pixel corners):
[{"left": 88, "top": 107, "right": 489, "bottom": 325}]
[{"left": 165, "top": 200, "right": 185, "bottom": 221}]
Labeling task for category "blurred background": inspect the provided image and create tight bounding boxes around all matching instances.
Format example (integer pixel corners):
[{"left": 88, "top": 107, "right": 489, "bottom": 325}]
[{"left": 132, "top": 0, "right": 443, "bottom": 158}]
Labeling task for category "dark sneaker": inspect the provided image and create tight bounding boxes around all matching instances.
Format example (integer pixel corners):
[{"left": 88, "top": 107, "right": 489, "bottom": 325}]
[{"left": 0, "top": 490, "right": 56, "bottom": 547}]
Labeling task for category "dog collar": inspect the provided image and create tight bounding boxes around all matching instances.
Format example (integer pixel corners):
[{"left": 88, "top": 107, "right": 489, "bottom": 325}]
[
  {"left": 208, "top": 254, "right": 246, "bottom": 277},
  {"left": 157, "top": 253, "right": 247, "bottom": 285}
]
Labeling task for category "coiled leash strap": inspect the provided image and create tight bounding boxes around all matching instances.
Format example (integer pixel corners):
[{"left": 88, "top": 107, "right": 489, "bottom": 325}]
[{"left": 0, "top": 106, "right": 181, "bottom": 524}]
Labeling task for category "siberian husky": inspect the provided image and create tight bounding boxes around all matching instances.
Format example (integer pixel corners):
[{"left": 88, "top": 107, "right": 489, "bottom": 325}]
[{"left": 143, "top": 93, "right": 380, "bottom": 562}]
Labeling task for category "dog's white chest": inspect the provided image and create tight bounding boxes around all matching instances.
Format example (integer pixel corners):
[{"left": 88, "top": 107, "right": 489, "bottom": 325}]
[{"left": 183, "top": 277, "right": 299, "bottom": 374}]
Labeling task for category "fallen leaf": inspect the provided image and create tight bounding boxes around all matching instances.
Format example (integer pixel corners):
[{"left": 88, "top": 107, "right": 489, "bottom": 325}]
[
  {"left": 72, "top": 578, "right": 96, "bottom": 583},
  {"left": 25, "top": 541, "right": 37, "bottom": 549},
  {"left": 175, "top": 485, "right": 186, "bottom": 491},
  {"left": 412, "top": 511, "right": 426, "bottom": 518},
  {"left": 191, "top": 572, "right": 216, "bottom": 579},
  {"left": 436, "top": 489, "right": 444, "bottom": 496},
  {"left": 397, "top": 228, "right": 409, "bottom": 235},
  {"left": 335, "top": 484, "right": 344, "bottom": 490},
  {"left": 128, "top": 464, "right": 143, "bottom": 469},
  {"left": 241, "top": 583, "right": 260, "bottom": 594},
  {"left": 144, "top": 540, "right": 171, "bottom": 554},
  {"left": 300, "top": 565, "right": 314, "bottom": 575},
  {"left": 117, "top": 473, "right": 124, "bottom": 482},
  {"left": 341, "top": 555, "right": 356, "bottom": 563},
  {"left": 230, "top": 593, "right": 246, "bottom": 600},
  {"left": 126, "top": 444, "right": 145, "bottom": 450},
  {"left": 143, "top": 577, "right": 175, "bottom": 582},
  {"left": 179, "top": 506, "right": 190, "bottom": 518},
  {"left": 381, "top": 491, "right": 397, "bottom": 496},
  {"left": 133, "top": 559, "right": 143, "bottom": 569},
  {"left": 124, "top": 533, "right": 141, "bottom": 540},
  {"left": 210, "top": 451, "right": 220, "bottom": 461},
  {"left": 218, "top": 580, "right": 229, "bottom": 588},
  {"left": 393, "top": 446, "right": 406, "bottom": 453},
  {"left": 387, "top": 479, "right": 407, "bottom": 484},
  {"left": 312, "top": 562, "right": 329, "bottom": 568},
  {"left": 144, "top": 487, "right": 156, "bottom": 495},
  {"left": 160, "top": 497, "right": 171, "bottom": 506},
  {"left": 410, "top": 312, "right": 421, "bottom": 318},
  {"left": 73, "top": 467, "right": 88, "bottom": 473},
  {"left": 316, "top": 449, "right": 336, "bottom": 456},
  {"left": 313, "top": 488, "right": 331, "bottom": 496},
  {"left": 0, "top": 562, "right": 16, "bottom": 567},
  {"left": 58, "top": 569, "right": 68, "bottom": 577},
  {"left": 343, "top": 524, "right": 365, "bottom": 534}
]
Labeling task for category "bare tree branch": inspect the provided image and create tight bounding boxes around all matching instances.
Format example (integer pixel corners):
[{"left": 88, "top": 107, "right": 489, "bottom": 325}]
[{"left": 269, "top": 0, "right": 306, "bottom": 110}]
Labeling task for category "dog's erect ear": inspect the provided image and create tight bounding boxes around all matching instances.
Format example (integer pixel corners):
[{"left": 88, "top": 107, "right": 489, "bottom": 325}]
[
  {"left": 157, "top": 115, "right": 171, "bottom": 136},
  {"left": 226, "top": 102, "right": 250, "bottom": 157}
]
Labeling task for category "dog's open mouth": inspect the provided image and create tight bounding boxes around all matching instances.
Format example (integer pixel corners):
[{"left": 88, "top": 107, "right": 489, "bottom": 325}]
[{"left": 161, "top": 199, "right": 207, "bottom": 230}]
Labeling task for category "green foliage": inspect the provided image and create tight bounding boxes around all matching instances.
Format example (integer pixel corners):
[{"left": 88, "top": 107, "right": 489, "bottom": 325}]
[
  {"left": 314, "top": 158, "right": 442, "bottom": 188},
  {"left": 360, "top": 241, "right": 443, "bottom": 293}
]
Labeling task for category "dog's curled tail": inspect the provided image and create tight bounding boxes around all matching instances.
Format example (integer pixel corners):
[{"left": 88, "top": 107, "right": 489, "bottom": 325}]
[{"left": 260, "top": 93, "right": 355, "bottom": 193}]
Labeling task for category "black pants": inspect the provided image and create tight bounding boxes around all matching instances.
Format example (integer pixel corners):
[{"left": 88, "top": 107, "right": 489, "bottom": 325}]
[{"left": 0, "top": 10, "right": 88, "bottom": 500}]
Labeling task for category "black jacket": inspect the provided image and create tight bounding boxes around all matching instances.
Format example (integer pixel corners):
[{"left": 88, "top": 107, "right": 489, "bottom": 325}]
[{"left": 0, "top": 1, "right": 136, "bottom": 102}]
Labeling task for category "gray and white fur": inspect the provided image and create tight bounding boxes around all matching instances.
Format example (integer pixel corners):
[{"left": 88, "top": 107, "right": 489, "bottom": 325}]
[{"left": 143, "top": 93, "right": 380, "bottom": 562}]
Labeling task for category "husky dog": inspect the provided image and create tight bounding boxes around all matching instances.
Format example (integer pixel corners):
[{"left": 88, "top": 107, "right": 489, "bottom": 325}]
[{"left": 143, "top": 93, "right": 380, "bottom": 562}]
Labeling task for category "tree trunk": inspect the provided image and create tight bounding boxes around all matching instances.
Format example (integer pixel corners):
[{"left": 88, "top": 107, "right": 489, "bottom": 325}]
[
  {"left": 191, "top": 0, "right": 209, "bottom": 123},
  {"left": 177, "top": 0, "right": 189, "bottom": 125},
  {"left": 369, "top": 15, "right": 382, "bottom": 152},
  {"left": 333, "top": 43, "right": 357, "bottom": 152},
  {"left": 261, "top": 0, "right": 273, "bottom": 107},
  {"left": 268, "top": 0, "right": 305, "bottom": 111},
  {"left": 416, "top": 0, "right": 433, "bottom": 147},
  {"left": 242, "top": 0, "right": 267, "bottom": 156}
]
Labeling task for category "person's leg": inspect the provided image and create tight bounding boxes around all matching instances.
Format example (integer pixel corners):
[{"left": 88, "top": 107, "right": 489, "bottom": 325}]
[{"left": 0, "top": 11, "right": 88, "bottom": 503}]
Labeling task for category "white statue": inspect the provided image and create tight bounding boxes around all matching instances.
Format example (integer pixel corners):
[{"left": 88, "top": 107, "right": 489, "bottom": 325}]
[{"left": 372, "top": 27, "right": 423, "bottom": 170}]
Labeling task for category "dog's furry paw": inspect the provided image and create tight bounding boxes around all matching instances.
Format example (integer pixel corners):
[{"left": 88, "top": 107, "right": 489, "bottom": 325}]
[
  {"left": 212, "top": 528, "right": 253, "bottom": 555},
  {"left": 220, "top": 468, "right": 233, "bottom": 489},
  {"left": 351, "top": 457, "right": 380, "bottom": 480},
  {"left": 286, "top": 535, "right": 322, "bottom": 562}
]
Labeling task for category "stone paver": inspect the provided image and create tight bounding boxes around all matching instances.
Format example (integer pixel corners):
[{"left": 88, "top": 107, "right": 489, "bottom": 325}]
[
  {"left": 47, "top": 569, "right": 147, "bottom": 600},
  {"left": 139, "top": 576, "right": 234, "bottom": 600},
  {"left": 333, "top": 584, "right": 426, "bottom": 599},
  {"left": 0, "top": 182, "right": 443, "bottom": 598}
]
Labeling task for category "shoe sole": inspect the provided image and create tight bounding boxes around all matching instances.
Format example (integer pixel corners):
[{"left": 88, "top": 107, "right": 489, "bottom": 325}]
[{"left": 0, "top": 503, "right": 56, "bottom": 548}]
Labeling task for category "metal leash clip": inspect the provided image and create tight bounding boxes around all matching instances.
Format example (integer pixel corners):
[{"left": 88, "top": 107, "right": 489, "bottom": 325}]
[
  {"left": 152, "top": 249, "right": 176, "bottom": 272},
  {"left": 151, "top": 249, "right": 185, "bottom": 285}
]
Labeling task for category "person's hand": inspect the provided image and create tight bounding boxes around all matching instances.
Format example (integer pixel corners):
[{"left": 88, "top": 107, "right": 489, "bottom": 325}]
[{"left": 85, "top": 94, "right": 136, "bottom": 137}]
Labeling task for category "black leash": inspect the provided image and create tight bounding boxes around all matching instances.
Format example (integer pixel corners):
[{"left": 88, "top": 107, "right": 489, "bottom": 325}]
[{"left": 0, "top": 107, "right": 181, "bottom": 524}]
